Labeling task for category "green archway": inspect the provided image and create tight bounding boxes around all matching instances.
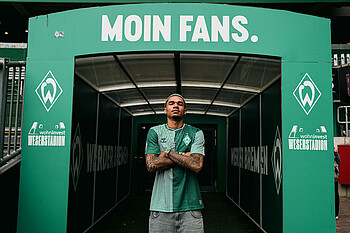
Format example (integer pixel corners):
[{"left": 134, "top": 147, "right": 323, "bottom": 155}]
[{"left": 17, "top": 3, "right": 333, "bottom": 233}]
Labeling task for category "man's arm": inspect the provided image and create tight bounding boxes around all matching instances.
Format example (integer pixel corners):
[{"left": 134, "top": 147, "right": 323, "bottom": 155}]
[
  {"left": 145, "top": 151, "right": 175, "bottom": 172},
  {"left": 167, "top": 151, "right": 204, "bottom": 173}
]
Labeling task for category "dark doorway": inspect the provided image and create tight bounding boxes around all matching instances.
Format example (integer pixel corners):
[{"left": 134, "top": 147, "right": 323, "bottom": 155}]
[{"left": 136, "top": 123, "right": 218, "bottom": 192}]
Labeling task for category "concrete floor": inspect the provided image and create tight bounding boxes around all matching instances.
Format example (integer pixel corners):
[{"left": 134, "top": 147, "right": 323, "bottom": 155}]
[
  {"left": 88, "top": 192, "right": 262, "bottom": 233},
  {"left": 86, "top": 192, "right": 350, "bottom": 233},
  {"left": 336, "top": 196, "right": 350, "bottom": 233}
]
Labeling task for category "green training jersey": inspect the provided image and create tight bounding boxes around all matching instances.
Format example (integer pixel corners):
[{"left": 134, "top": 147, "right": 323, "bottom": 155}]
[{"left": 145, "top": 123, "right": 205, "bottom": 212}]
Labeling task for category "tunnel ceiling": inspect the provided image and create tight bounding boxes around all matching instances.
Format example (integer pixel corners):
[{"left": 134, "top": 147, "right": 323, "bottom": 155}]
[{"left": 75, "top": 52, "right": 281, "bottom": 117}]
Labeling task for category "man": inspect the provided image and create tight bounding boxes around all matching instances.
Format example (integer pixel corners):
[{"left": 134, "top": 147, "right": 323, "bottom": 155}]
[
  {"left": 145, "top": 93, "right": 205, "bottom": 233},
  {"left": 334, "top": 147, "right": 341, "bottom": 220}
]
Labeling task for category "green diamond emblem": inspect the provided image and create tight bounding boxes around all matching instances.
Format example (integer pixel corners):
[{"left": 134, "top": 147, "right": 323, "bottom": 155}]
[
  {"left": 271, "top": 126, "right": 282, "bottom": 195},
  {"left": 183, "top": 135, "right": 191, "bottom": 146},
  {"left": 71, "top": 124, "right": 83, "bottom": 191}
]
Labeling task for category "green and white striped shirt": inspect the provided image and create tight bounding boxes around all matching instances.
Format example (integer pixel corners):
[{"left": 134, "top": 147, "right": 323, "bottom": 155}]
[{"left": 145, "top": 123, "right": 205, "bottom": 212}]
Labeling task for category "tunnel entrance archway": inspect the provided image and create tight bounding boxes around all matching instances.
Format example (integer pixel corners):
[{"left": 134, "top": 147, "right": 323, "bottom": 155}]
[
  {"left": 17, "top": 3, "right": 334, "bottom": 233},
  {"left": 70, "top": 51, "right": 281, "bottom": 232}
]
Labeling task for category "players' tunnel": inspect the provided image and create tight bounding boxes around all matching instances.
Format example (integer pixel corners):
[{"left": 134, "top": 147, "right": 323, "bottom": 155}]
[{"left": 17, "top": 3, "right": 334, "bottom": 233}]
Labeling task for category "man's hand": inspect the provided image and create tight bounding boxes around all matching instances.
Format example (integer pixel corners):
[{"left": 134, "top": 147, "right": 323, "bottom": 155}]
[
  {"left": 168, "top": 151, "right": 204, "bottom": 173},
  {"left": 159, "top": 150, "right": 170, "bottom": 158},
  {"left": 146, "top": 152, "right": 175, "bottom": 172}
]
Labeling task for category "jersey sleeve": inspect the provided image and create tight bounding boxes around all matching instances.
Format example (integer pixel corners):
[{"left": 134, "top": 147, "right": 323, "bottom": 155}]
[
  {"left": 145, "top": 128, "right": 160, "bottom": 155},
  {"left": 190, "top": 130, "right": 205, "bottom": 156}
]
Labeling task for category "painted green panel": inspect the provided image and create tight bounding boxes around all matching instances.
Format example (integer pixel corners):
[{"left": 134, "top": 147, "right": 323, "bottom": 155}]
[
  {"left": 17, "top": 59, "right": 74, "bottom": 233},
  {"left": 26, "top": 4, "right": 330, "bottom": 63},
  {"left": 282, "top": 62, "right": 334, "bottom": 233}
]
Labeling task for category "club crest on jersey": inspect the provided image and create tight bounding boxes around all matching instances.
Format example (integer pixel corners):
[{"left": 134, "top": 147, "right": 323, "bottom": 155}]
[
  {"left": 183, "top": 135, "right": 191, "bottom": 146},
  {"left": 160, "top": 138, "right": 167, "bottom": 143}
]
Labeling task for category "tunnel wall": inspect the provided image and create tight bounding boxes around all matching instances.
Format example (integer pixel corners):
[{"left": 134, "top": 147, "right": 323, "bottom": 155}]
[
  {"left": 67, "top": 76, "right": 132, "bottom": 232},
  {"left": 227, "top": 80, "right": 282, "bottom": 233}
]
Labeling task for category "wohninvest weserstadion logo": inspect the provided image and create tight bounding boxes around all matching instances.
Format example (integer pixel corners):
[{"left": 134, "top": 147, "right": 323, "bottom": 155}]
[{"left": 35, "top": 71, "right": 63, "bottom": 112}]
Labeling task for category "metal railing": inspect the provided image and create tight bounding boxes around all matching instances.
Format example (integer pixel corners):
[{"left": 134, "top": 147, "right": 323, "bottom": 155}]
[
  {"left": 337, "top": 105, "right": 350, "bottom": 137},
  {"left": 0, "top": 58, "right": 26, "bottom": 167}
]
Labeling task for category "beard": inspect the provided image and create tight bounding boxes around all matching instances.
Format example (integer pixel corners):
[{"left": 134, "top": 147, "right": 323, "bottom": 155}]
[{"left": 171, "top": 115, "right": 182, "bottom": 120}]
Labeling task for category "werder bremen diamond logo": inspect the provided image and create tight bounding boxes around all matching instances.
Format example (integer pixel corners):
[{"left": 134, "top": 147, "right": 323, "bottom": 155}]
[
  {"left": 271, "top": 126, "right": 282, "bottom": 195},
  {"left": 183, "top": 134, "right": 191, "bottom": 146},
  {"left": 293, "top": 73, "right": 321, "bottom": 115},
  {"left": 71, "top": 124, "right": 83, "bottom": 191},
  {"left": 35, "top": 71, "right": 63, "bottom": 112}
]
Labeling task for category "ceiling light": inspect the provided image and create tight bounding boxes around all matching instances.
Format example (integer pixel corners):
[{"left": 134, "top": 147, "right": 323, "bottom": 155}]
[
  {"left": 25, "top": 30, "right": 28, "bottom": 33},
  {"left": 4, "top": 32, "right": 8, "bottom": 35}
]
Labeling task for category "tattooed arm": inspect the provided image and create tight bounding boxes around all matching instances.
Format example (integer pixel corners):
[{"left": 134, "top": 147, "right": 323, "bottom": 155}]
[
  {"left": 167, "top": 151, "right": 204, "bottom": 173},
  {"left": 145, "top": 151, "right": 175, "bottom": 172}
]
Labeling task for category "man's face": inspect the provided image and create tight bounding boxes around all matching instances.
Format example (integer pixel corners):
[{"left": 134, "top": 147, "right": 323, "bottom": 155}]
[{"left": 164, "top": 96, "right": 187, "bottom": 120}]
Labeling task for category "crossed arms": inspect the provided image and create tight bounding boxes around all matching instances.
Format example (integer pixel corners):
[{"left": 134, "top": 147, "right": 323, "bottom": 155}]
[{"left": 146, "top": 151, "right": 204, "bottom": 174}]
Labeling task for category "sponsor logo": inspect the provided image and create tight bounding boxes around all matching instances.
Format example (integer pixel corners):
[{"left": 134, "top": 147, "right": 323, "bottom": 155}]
[
  {"left": 271, "top": 126, "right": 282, "bottom": 195},
  {"left": 28, "top": 121, "right": 65, "bottom": 146},
  {"left": 35, "top": 71, "right": 63, "bottom": 112},
  {"left": 293, "top": 73, "right": 321, "bottom": 115},
  {"left": 231, "top": 145, "right": 268, "bottom": 175},
  {"left": 160, "top": 138, "right": 167, "bottom": 143},
  {"left": 71, "top": 124, "right": 83, "bottom": 191},
  {"left": 288, "top": 125, "right": 327, "bottom": 151},
  {"left": 54, "top": 31, "right": 64, "bottom": 38}
]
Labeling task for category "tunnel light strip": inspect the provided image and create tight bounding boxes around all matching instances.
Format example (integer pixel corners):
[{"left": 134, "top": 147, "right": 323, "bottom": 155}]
[
  {"left": 131, "top": 110, "right": 230, "bottom": 117},
  {"left": 138, "top": 82, "right": 176, "bottom": 88},
  {"left": 181, "top": 82, "right": 221, "bottom": 89},
  {"left": 75, "top": 71, "right": 100, "bottom": 92},
  {"left": 228, "top": 94, "right": 258, "bottom": 117},
  {"left": 99, "top": 84, "right": 135, "bottom": 92},
  {"left": 96, "top": 81, "right": 177, "bottom": 92},
  {"left": 223, "top": 84, "right": 260, "bottom": 93},
  {"left": 132, "top": 111, "right": 156, "bottom": 116},
  {"left": 259, "top": 73, "right": 281, "bottom": 93},
  {"left": 182, "top": 81, "right": 261, "bottom": 93},
  {"left": 213, "top": 101, "right": 240, "bottom": 108},
  {"left": 120, "top": 98, "right": 240, "bottom": 108},
  {"left": 186, "top": 110, "right": 206, "bottom": 115},
  {"left": 132, "top": 110, "right": 169, "bottom": 116},
  {"left": 206, "top": 112, "right": 229, "bottom": 117}
]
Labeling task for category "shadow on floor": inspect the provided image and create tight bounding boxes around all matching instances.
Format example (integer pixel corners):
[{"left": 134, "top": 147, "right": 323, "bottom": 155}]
[{"left": 88, "top": 192, "right": 262, "bottom": 233}]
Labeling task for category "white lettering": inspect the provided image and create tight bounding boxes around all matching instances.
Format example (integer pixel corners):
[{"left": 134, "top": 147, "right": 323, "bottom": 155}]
[
  {"left": 153, "top": 15, "right": 171, "bottom": 41},
  {"left": 101, "top": 15, "right": 123, "bottom": 41},
  {"left": 192, "top": 16, "right": 210, "bottom": 42},
  {"left": 231, "top": 146, "right": 268, "bottom": 175},
  {"left": 231, "top": 16, "right": 249, "bottom": 42},
  {"left": 124, "top": 15, "right": 142, "bottom": 42},
  {"left": 211, "top": 16, "right": 229, "bottom": 42},
  {"left": 180, "top": 15, "right": 193, "bottom": 42}
]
